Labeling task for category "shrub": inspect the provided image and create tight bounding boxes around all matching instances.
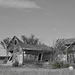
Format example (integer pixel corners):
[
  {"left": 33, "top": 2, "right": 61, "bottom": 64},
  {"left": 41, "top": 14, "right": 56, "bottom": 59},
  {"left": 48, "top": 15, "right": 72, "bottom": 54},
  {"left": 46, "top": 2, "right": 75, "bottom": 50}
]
[
  {"left": 13, "top": 61, "right": 19, "bottom": 67},
  {"left": 52, "top": 62, "right": 69, "bottom": 69},
  {"left": 62, "top": 63, "right": 69, "bottom": 68},
  {"left": 52, "top": 62, "right": 61, "bottom": 69}
]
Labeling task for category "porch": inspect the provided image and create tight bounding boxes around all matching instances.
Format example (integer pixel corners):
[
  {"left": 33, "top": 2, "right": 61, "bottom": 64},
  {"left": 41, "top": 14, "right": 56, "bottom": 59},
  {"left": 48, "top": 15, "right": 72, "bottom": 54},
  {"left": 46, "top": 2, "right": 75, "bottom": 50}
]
[{"left": 22, "top": 49, "right": 55, "bottom": 64}]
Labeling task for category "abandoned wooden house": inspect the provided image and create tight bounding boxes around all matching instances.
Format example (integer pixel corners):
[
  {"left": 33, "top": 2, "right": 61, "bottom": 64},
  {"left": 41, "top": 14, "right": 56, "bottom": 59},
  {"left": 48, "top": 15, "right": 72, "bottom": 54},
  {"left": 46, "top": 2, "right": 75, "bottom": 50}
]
[
  {"left": 64, "top": 38, "right": 75, "bottom": 64},
  {"left": 48, "top": 38, "right": 75, "bottom": 64},
  {"left": 7, "top": 36, "right": 55, "bottom": 65}
]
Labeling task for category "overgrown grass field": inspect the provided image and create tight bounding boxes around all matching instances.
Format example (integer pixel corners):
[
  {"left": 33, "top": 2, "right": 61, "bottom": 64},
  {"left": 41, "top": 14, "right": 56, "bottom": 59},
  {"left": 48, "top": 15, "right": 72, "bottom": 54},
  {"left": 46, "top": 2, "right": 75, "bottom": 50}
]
[
  {"left": 0, "top": 66, "right": 75, "bottom": 75},
  {"left": 0, "top": 60, "right": 74, "bottom": 75}
]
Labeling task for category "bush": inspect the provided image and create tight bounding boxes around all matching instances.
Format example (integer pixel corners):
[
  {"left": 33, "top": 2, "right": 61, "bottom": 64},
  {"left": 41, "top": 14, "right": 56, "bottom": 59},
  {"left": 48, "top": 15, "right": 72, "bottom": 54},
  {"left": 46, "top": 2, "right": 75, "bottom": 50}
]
[
  {"left": 52, "top": 62, "right": 69, "bottom": 69},
  {"left": 52, "top": 62, "right": 61, "bottom": 69},
  {"left": 62, "top": 63, "right": 69, "bottom": 68},
  {"left": 13, "top": 61, "right": 19, "bottom": 67}
]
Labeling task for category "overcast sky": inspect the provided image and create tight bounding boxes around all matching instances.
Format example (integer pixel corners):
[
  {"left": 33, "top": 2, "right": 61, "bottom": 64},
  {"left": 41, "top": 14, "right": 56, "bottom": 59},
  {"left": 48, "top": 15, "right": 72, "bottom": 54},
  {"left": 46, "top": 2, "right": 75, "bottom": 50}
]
[{"left": 0, "top": 0, "right": 75, "bottom": 46}]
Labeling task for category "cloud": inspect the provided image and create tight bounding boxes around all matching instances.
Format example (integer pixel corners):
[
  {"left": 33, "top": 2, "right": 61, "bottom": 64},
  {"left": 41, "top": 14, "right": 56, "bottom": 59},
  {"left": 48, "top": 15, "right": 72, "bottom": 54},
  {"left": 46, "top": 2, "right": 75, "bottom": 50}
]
[
  {"left": 45, "top": 12, "right": 51, "bottom": 15},
  {"left": 28, "top": 27, "right": 32, "bottom": 30},
  {"left": 52, "top": 28, "right": 56, "bottom": 31},
  {"left": 0, "top": 0, "right": 40, "bottom": 9}
]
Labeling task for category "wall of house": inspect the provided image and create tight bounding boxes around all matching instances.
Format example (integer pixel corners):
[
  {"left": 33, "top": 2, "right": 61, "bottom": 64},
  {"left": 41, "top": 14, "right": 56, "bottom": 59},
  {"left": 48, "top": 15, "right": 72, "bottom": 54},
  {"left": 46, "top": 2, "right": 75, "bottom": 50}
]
[{"left": 0, "top": 45, "right": 7, "bottom": 57}]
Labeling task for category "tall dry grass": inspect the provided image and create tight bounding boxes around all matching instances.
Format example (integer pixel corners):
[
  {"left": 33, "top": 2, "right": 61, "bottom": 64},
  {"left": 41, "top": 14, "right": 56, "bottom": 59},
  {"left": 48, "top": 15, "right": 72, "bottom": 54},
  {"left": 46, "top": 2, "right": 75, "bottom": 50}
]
[{"left": 0, "top": 66, "right": 75, "bottom": 75}]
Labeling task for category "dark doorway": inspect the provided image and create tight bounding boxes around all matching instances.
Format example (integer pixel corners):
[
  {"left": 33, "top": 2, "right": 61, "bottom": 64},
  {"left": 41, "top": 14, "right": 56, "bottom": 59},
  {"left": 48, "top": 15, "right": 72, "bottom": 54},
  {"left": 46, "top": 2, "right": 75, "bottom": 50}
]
[{"left": 38, "top": 53, "right": 42, "bottom": 61}]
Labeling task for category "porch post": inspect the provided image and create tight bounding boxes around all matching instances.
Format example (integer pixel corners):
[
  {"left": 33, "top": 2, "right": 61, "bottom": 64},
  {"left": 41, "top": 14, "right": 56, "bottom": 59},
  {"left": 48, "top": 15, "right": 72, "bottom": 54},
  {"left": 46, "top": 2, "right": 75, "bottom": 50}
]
[
  {"left": 51, "top": 51, "right": 53, "bottom": 62},
  {"left": 72, "top": 50, "right": 74, "bottom": 63},
  {"left": 67, "top": 49, "right": 68, "bottom": 63},
  {"left": 37, "top": 53, "right": 39, "bottom": 61},
  {"left": 49, "top": 52, "right": 51, "bottom": 62},
  {"left": 41, "top": 53, "right": 43, "bottom": 61},
  {"left": 66, "top": 46, "right": 68, "bottom": 63},
  {"left": 22, "top": 50, "right": 24, "bottom": 65}
]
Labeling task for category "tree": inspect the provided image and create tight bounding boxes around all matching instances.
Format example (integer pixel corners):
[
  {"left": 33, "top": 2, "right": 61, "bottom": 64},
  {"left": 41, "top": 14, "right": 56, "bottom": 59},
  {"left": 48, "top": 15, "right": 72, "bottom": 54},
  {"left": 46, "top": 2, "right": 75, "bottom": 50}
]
[
  {"left": 21, "top": 34, "right": 39, "bottom": 45},
  {"left": 28, "top": 34, "right": 39, "bottom": 45},
  {"left": 21, "top": 35, "right": 28, "bottom": 44},
  {"left": 52, "top": 39, "right": 66, "bottom": 62},
  {"left": 0, "top": 37, "right": 11, "bottom": 57},
  {"left": 54, "top": 39, "right": 66, "bottom": 53}
]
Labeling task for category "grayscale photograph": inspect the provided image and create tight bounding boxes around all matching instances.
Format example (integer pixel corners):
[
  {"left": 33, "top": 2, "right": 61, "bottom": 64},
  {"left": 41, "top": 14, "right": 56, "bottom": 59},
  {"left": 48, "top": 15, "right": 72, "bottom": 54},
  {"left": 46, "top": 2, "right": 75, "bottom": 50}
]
[{"left": 0, "top": 0, "right": 75, "bottom": 75}]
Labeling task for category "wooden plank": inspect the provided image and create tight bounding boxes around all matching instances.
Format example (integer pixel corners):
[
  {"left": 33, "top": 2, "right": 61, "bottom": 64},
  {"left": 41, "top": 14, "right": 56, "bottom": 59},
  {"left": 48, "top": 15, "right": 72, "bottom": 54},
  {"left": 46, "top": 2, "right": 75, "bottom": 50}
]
[{"left": 22, "top": 50, "right": 24, "bottom": 64}]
